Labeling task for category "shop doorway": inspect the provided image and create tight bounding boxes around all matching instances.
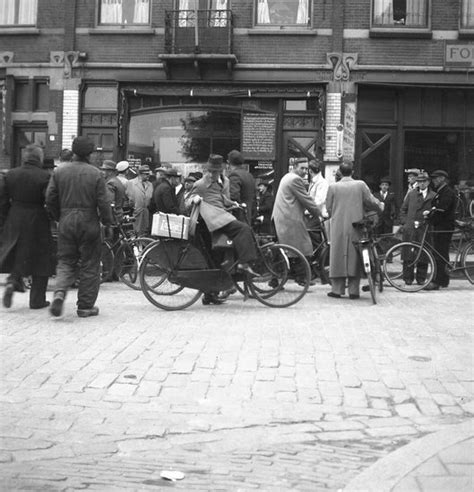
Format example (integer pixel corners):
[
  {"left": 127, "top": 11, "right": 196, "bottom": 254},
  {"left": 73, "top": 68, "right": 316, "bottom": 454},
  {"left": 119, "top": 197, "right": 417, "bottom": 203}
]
[
  {"left": 13, "top": 126, "right": 47, "bottom": 168},
  {"left": 356, "top": 128, "right": 396, "bottom": 193},
  {"left": 283, "top": 131, "right": 318, "bottom": 173}
]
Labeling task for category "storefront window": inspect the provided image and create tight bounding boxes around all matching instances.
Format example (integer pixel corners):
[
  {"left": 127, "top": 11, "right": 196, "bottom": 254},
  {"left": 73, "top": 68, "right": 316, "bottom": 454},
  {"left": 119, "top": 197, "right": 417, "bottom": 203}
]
[
  {"left": 128, "top": 109, "right": 240, "bottom": 170},
  {"left": 99, "top": 0, "right": 150, "bottom": 26},
  {"left": 256, "top": 0, "right": 310, "bottom": 26},
  {"left": 372, "top": 0, "right": 428, "bottom": 27},
  {"left": 0, "top": 0, "right": 37, "bottom": 26}
]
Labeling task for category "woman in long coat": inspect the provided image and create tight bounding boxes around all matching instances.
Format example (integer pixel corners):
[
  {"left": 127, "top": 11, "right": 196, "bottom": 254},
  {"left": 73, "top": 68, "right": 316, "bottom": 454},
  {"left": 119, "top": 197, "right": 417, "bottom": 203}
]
[{"left": 0, "top": 144, "right": 55, "bottom": 308}]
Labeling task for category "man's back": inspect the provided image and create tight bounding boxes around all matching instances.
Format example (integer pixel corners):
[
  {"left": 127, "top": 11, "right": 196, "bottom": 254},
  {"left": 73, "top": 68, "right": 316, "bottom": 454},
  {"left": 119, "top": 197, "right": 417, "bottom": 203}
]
[{"left": 228, "top": 168, "right": 256, "bottom": 217}]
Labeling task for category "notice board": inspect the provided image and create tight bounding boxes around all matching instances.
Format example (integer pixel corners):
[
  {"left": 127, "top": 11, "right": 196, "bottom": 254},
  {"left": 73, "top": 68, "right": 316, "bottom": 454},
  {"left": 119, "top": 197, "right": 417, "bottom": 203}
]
[{"left": 241, "top": 113, "right": 277, "bottom": 160}]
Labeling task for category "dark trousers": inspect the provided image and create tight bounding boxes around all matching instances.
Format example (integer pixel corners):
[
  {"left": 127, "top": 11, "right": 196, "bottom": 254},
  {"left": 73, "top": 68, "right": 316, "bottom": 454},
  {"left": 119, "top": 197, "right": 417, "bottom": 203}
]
[
  {"left": 403, "top": 261, "right": 428, "bottom": 284},
  {"left": 433, "top": 230, "right": 452, "bottom": 287},
  {"left": 55, "top": 212, "right": 102, "bottom": 309},
  {"left": 219, "top": 220, "right": 257, "bottom": 264},
  {"left": 7, "top": 273, "right": 48, "bottom": 308}
]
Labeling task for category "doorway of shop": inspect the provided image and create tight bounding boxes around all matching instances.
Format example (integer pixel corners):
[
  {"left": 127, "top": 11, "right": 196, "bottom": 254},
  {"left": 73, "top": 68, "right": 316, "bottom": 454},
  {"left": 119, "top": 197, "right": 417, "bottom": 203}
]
[
  {"left": 13, "top": 126, "right": 47, "bottom": 168},
  {"left": 356, "top": 128, "right": 397, "bottom": 194},
  {"left": 283, "top": 132, "right": 318, "bottom": 175}
]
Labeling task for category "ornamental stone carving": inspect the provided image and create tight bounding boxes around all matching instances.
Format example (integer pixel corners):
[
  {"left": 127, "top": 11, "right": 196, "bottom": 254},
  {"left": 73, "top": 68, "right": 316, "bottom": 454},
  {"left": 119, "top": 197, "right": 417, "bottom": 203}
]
[
  {"left": 326, "top": 53, "right": 358, "bottom": 81},
  {"left": 0, "top": 52, "right": 14, "bottom": 66}
]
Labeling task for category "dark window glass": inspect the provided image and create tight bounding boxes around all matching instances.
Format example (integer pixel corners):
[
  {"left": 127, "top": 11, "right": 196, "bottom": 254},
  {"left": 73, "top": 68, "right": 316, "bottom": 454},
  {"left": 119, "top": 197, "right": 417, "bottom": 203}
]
[
  {"left": 34, "top": 81, "right": 49, "bottom": 111},
  {"left": 15, "top": 81, "right": 30, "bottom": 111}
]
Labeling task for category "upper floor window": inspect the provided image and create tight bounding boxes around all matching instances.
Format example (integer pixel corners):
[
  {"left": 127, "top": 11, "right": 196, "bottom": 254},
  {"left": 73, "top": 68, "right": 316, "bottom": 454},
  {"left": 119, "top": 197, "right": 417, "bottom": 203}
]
[
  {"left": 0, "top": 0, "right": 37, "bottom": 26},
  {"left": 372, "top": 0, "right": 428, "bottom": 28},
  {"left": 256, "top": 0, "right": 310, "bottom": 26},
  {"left": 99, "top": 0, "right": 150, "bottom": 26},
  {"left": 461, "top": 0, "right": 474, "bottom": 28},
  {"left": 177, "top": 0, "right": 229, "bottom": 28}
]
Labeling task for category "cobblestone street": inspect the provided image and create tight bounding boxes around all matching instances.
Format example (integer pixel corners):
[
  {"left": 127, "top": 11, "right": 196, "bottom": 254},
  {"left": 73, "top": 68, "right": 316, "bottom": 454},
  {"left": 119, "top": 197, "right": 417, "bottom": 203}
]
[{"left": 1, "top": 278, "right": 473, "bottom": 490}]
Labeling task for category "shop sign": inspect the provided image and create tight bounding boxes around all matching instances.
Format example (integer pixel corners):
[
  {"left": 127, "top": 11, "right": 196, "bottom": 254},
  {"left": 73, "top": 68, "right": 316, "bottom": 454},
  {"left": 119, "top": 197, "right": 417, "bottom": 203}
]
[
  {"left": 343, "top": 102, "right": 356, "bottom": 161},
  {"left": 445, "top": 44, "right": 474, "bottom": 67},
  {"left": 242, "top": 112, "right": 277, "bottom": 160}
]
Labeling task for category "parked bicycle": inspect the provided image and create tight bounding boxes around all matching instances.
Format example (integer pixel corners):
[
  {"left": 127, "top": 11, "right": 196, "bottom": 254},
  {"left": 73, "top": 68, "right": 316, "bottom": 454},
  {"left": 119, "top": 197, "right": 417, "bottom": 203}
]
[
  {"left": 139, "top": 203, "right": 311, "bottom": 310},
  {"left": 100, "top": 212, "right": 153, "bottom": 289},
  {"left": 352, "top": 218, "right": 384, "bottom": 304},
  {"left": 383, "top": 218, "right": 473, "bottom": 292},
  {"left": 307, "top": 218, "right": 330, "bottom": 284}
]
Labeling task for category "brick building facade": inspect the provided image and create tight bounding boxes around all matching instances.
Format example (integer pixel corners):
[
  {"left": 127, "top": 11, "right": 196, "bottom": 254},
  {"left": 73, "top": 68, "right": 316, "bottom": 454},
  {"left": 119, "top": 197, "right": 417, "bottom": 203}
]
[{"left": 0, "top": 0, "right": 472, "bottom": 199}]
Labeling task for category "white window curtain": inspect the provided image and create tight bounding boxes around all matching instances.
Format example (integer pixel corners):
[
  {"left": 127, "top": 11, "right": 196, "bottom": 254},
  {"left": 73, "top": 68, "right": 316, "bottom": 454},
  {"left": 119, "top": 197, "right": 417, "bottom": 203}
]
[
  {"left": 462, "top": 0, "right": 474, "bottom": 27},
  {"left": 101, "top": 0, "right": 123, "bottom": 24},
  {"left": 133, "top": 0, "right": 149, "bottom": 23},
  {"left": 373, "top": 0, "right": 392, "bottom": 25},
  {"left": 212, "top": 0, "right": 228, "bottom": 27},
  {"left": 257, "top": 0, "right": 270, "bottom": 24},
  {"left": 18, "top": 0, "right": 37, "bottom": 25},
  {"left": 296, "top": 0, "right": 308, "bottom": 25},
  {"left": 0, "top": 0, "right": 15, "bottom": 25},
  {"left": 178, "top": 0, "right": 193, "bottom": 27},
  {"left": 406, "top": 0, "right": 426, "bottom": 26}
]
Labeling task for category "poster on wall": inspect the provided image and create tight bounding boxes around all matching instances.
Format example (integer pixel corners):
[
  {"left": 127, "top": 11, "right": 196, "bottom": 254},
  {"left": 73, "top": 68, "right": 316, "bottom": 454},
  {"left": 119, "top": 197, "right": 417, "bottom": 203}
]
[
  {"left": 241, "top": 113, "right": 277, "bottom": 160},
  {"left": 343, "top": 102, "right": 356, "bottom": 162}
]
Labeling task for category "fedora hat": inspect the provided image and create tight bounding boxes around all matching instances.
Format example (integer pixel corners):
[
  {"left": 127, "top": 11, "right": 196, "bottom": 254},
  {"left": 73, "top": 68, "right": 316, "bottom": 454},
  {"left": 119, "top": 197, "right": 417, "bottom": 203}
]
[
  {"left": 164, "top": 168, "right": 180, "bottom": 177},
  {"left": 405, "top": 168, "right": 421, "bottom": 176},
  {"left": 417, "top": 171, "right": 430, "bottom": 181},
  {"left": 207, "top": 154, "right": 224, "bottom": 171},
  {"left": 380, "top": 176, "right": 391, "bottom": 184},
  {"left": 184, "top": 174, "right": 197, "bottom": 183},
  {"left": 100, "top": 160, "right": 117, "bottom": 171},
  {"left": 431, "top": 169, "right": 449, "bottom": 179}
]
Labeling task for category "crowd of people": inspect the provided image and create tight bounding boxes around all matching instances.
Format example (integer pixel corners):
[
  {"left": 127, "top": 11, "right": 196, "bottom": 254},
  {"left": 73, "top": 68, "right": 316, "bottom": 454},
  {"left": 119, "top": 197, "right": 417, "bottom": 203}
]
[{"left": 0, "top": 135, "right": 459, "bottom": 316}]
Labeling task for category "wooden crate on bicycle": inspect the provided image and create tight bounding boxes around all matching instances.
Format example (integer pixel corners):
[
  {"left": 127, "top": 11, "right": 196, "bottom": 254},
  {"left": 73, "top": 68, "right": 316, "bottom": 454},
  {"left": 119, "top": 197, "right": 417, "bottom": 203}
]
[{"left": 151, "top": 212, "right": 190, "bottom": 240}]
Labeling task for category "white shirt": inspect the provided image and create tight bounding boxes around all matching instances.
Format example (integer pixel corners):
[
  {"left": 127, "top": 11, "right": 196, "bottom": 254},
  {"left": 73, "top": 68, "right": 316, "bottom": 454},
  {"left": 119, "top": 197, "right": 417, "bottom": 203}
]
[{"left": 308, "top": 173, "right": 329, "bottom": 217}]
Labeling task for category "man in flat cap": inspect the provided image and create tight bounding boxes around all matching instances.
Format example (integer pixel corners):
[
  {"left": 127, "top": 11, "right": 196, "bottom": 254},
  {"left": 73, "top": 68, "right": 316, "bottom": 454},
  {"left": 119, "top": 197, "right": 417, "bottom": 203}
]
[
  {"left": 373, "top": 176, "right": 398, "bottom": 235},
  {"left": 424, "top": 169, "right": 457, "bottom": 290},
  {"left": 227, "top": 149, "right": 256, "bottom": 223},
  {"left": 46, "top": 136, "right": 112, "bottom": 318},
  {"left": 100, "top": 160, "right": 126, "bottom": 224},
  {"left": 153, "top": 167, "right": 181, "bottom": 215},
  {"left": 127, "top": 164, "right": 153, "bottom": 235},
  {"left": 399, "top": 171, "right": 436, "bottom": 286}
]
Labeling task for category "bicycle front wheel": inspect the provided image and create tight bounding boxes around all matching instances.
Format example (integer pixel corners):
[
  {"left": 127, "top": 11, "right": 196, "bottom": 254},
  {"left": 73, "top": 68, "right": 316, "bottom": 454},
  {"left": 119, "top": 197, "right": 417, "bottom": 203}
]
[
  {"left": 114, "top": 237, "right": 154, "bottom": 290},
  {"left": 461, "top": 241, "right": 474, "bottom": 284},
  {"left": 373, "top": 253, "right": 384, "bottom": 293},
  {"left": 383, "top": 242, "right": 435, "bottom": 292},
  {"left": 249, "top": 243, "right": 311, "bottom": 308},
  {"left": 361, "top": 246, "right": 377, "bottom": 304},
  {"left": 139, "top": 241, "right": 201, "bottom": 311}
]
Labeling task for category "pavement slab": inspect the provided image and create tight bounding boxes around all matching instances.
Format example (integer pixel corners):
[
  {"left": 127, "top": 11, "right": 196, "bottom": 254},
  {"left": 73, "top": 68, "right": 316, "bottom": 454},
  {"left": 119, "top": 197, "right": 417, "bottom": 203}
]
[{"left": 0, "top": 277, "right": 473, "bottom": 490}]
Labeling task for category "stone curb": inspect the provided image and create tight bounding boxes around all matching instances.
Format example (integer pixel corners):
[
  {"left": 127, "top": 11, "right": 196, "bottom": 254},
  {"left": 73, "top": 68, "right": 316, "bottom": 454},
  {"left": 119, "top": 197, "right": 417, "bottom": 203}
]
[{"left": 344, "top": 419, "right": 474, "bottom": 492}]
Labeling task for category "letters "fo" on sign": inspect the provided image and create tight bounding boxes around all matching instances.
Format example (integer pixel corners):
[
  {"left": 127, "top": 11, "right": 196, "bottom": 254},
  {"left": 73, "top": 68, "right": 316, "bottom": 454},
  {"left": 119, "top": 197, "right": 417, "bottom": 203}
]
[{"left": 445, "top": 44, "right": 474, "bottom": 66}]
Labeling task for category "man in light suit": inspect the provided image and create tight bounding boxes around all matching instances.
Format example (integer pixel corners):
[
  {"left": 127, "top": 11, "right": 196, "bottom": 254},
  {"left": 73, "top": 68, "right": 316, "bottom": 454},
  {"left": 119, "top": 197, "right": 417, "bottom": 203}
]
[{"left": 272, "top": 158, "right": 320, "bottom": 285}]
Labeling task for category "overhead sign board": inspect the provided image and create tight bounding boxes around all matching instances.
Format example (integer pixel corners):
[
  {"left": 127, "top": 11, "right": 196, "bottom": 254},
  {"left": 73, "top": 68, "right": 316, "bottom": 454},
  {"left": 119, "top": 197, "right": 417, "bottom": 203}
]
[
  {"left": 445, "top": 44, "right": 474, "bottom": 66},
  {"left": 343, "top": 102, "right": 356, "bottom": 161},
  {"left": 242, "top": 113, "right": 277, "bottom": 160}
]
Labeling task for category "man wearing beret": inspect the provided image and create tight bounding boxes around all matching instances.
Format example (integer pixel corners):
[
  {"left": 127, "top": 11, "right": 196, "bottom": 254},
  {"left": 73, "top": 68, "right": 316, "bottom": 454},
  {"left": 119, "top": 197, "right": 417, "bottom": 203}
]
[
  {"left": 46, "top": 136, "right": 112, "bottom": 317},
  {"left": 424, "top": 169, "right": 457, "bottom": 290}
]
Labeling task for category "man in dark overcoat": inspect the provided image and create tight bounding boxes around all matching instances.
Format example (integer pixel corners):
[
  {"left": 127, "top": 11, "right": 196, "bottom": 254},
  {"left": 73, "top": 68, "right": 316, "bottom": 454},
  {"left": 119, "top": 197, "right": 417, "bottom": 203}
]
[
  {"left": 153, "top": 167, "right": 181, "bottom": 215},
  {"left": 100, "top": 160, "right": 126, "bottom": 224},
  {"left": 399, "top": 171, "right": 436, "bottom": 285},
  {"left": 373, "top": 176, "right": 398, "bottom": 235},
  {"left": 227, "top": 150, "right": 256, "bottom": 223},
  {"left": 326, "top": 162, "right": 383, "bottom": 299},
  {"left": 0, "top": 144, "right": 55, "bottom": 309},
  {"left": 255, "top": 180, "right": 274, "bottom": 235},
  {"left": 46, "top": 136, "right": 112, "bottom": 318},
  {"left": 424, "top": 169, "right": 457, "bottom": 290}
]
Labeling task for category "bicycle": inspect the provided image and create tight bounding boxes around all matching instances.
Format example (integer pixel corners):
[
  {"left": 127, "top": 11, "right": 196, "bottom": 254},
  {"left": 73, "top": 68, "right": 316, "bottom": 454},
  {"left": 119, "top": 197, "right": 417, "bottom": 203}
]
[
  {"left": 382, "top": 218, "right": 473, "bottom": 292},
  {"left": 138, "top": 203, "right": 311, "bottom": 311},
  {"left": 100, "top": 213, "right": 153, "bottom": 289},
  {"left": 307, "top": 218, "right": 330, "bottom": 284},
  {"left": 352, "top": 218, "right": 384, "bottom": 304}
]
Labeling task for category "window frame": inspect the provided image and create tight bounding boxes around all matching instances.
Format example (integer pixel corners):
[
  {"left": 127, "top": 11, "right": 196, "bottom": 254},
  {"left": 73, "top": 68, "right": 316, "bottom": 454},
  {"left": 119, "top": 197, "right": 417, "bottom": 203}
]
[
  {"left": 97, "top": 0, "right": 152, "bottom": 28},
  {"left": 370, "top": 0, "right": 431, "bottom": 37},
  {"left": 460, "top": 0, "right": 474, "bottom": 36},
  {"left": 0, "top": 0, "right": 38, "bottom": 27},
  {"left": 253, "top": 0, "right": 312, "bottom": 28}
]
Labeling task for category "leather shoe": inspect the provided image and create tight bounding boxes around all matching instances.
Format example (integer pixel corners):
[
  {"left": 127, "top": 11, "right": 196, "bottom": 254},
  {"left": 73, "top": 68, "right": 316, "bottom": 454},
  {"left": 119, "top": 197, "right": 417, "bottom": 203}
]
[
  {"left": 327, "top": 292, "right": 341, "bottom": 298},
  {"left": 30, "top": 301, "right": 50, "bottom": 309},
  {"left": 50, "top": 292, "right": 65, "bottom": 317},
  {"left": 237, "top": 263, "right": 259, "bottom": 277},
  {"left": 202, "top": 294, "right": 225, "bottom": 305},
  {"left": 3, "top": 283, "right": 14, "bottom": 308},
  {"left": 362, "top": 285, "right": 370, "bottom": 292},
  {"left": 349, "top": 294, "right": 360, "bottom": 299},
  {"left": 77, "top": 306, "right": 99, "bottom": 317},
  {"left": 424, "top": 282, "right": 439, "bottom": 291}
]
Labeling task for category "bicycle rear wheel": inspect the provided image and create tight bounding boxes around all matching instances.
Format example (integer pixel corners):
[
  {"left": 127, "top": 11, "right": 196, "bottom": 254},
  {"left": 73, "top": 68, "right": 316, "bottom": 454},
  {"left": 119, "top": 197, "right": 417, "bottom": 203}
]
[
  {"left": 373, "top": 254, "right": 384, "bottom": 293},
  {"left": 115, "top": 237, "right": 154, "bottom": 290},
  {"left": 248, "top": 243, "right": 310, "bottom": 308},
  {"left": 383, "top": 242, "right": 435, "bottom": 292},
  {"left": 139, "top": 241, "right": 201, "bottom": 311},
  {"left": 461, "top": 241, "right": 474, "bottom": 284},
  {"left": 361, "top": 246, "right": 376, "bottom": 304},
  {"left": 100, "top": 240, "right": 114, "bottom": 283}
]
